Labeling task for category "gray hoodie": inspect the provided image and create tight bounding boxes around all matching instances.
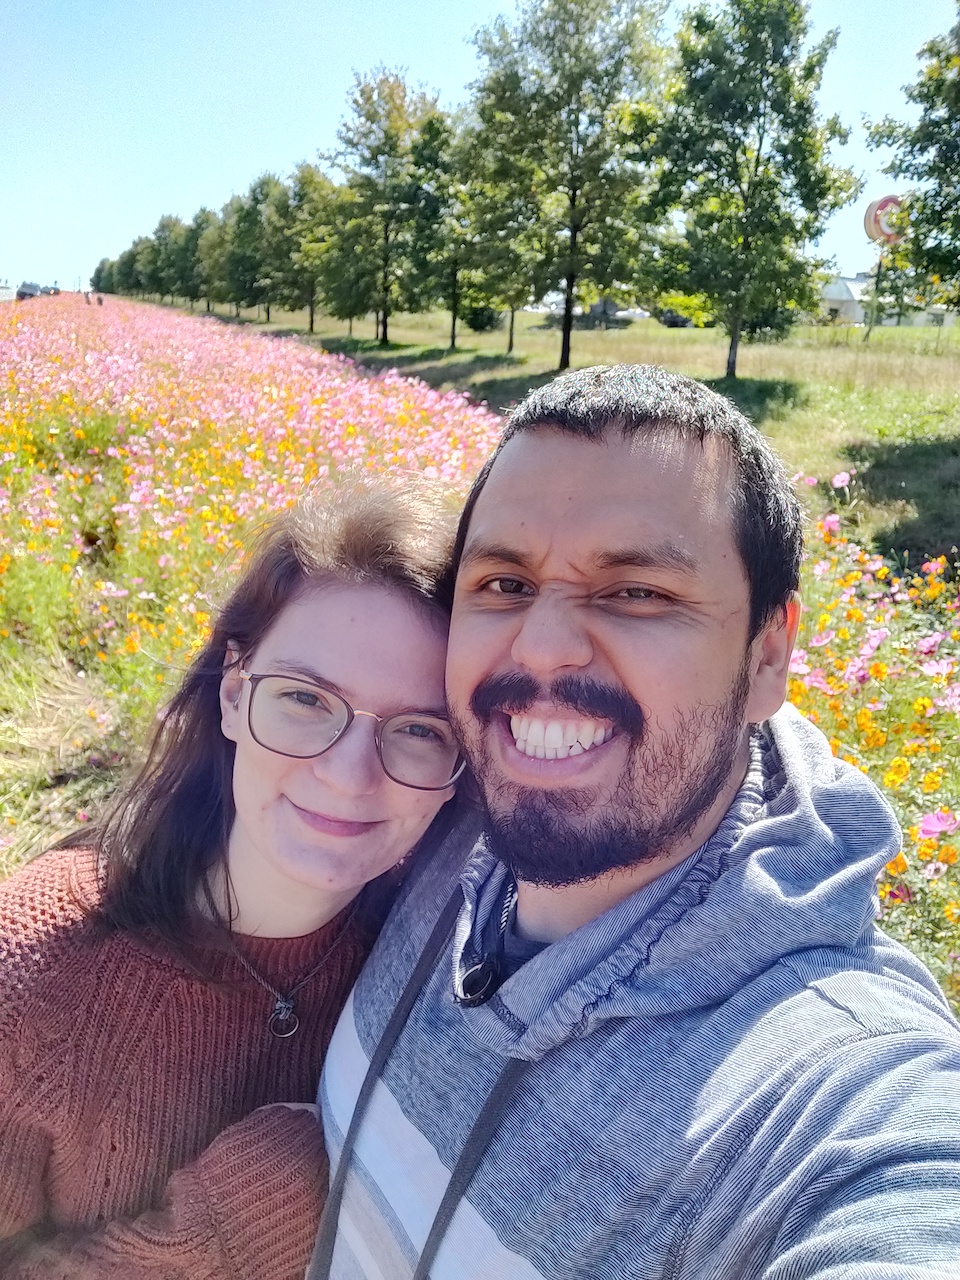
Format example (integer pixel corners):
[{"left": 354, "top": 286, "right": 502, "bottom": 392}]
[{"left": 317, "top": 704, "right": 960, "bottom": 1279}]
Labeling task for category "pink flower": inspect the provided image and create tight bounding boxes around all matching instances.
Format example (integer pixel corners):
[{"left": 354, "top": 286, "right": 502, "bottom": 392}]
[
  {"left": 789, "top": 649, "right": 810, "bottom": 674},
  {"left": 821, "top": 513, "right": 841, "bottom": 535},
  {"left": 916, "top": 631, "right": 946, "bottom": 655},
  {"left": 920, "top": 659, "right": 955, "bottom": 679},
  {"left": 922, "top": 861, "right": 948, "bottom": 880},
  {"left": 831, "top": 471, "right": 851, "bottom": 489},
  {"left": 809, "top": 630, "right": 835, "bottom": 647},
  {"left": 917, "top": 809, "right": 959, "bottom": 839},
  {"left": 934, "top": 684, "right": 960, "bottom": 714},
  {"left": 802, "top": 476, "right": 818, "bottom": 486}
]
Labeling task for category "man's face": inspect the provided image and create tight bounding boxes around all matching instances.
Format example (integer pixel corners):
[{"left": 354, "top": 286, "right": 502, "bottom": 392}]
[{"left": 446, "top": 427, "right": 795, "bottom": 887}]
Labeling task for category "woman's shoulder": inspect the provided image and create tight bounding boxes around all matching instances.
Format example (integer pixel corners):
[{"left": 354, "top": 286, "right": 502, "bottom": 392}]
[{"left": 0, "top": 846, "right": 104, "bottom": 1012}]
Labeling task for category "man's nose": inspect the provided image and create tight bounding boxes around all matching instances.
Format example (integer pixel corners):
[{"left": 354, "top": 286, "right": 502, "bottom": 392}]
[{"left": 509, "top": 593, "right": 593, "bottom": 675}]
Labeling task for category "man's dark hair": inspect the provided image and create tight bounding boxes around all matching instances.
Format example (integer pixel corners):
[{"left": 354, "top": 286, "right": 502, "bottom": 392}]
[{"left": 443, "top": 364, "right": 803, "bottom": 638}]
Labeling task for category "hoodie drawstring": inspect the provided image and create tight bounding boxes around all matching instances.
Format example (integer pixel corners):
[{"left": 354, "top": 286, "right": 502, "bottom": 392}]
[{"left": 308, "top": 882, "right": 530, "bottom": 1280}]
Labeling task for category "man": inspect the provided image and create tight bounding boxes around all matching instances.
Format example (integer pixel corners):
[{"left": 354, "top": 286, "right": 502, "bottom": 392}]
[{"left": 311, "top": 365, "right": 960, "bottom": 1279}]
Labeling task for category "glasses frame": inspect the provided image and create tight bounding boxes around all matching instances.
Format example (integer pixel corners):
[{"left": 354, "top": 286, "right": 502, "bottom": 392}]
[{"left": 237, "top": 668, "right": 465, "bottom": 792}]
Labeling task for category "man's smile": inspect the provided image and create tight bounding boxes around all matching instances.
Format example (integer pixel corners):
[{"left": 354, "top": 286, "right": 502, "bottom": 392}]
[{"left": 508, "top": 712, "right": 614, "bottom": 760}]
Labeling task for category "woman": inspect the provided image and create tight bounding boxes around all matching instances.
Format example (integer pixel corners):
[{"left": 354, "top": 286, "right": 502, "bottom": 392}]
[{"left": 0, "top": 479, "right": 470, "bottom": 1279}]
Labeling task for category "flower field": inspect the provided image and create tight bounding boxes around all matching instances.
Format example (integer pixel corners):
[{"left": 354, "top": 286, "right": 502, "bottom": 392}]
[{"left": 1, "top": 295, "right": 958, "bottom": 1001}]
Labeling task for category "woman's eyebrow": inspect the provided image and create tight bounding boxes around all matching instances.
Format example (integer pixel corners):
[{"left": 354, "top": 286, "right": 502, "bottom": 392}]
[
  {"left": 266, "top": 660, "right": 449, "bottom": 718},
  {"left": 267, "top": 659, "right": 347, "bottom": 696}
]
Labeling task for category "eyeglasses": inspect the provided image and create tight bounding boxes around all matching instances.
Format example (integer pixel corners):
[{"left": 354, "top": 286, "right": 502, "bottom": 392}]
[{"left": 237, "top": 669, "right": 465, "bottom": 792}]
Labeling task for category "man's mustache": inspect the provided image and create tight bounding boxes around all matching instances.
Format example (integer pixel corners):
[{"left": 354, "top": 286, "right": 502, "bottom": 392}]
[{"left": 470, "top": 672, "right": 645, "bottom": 738}]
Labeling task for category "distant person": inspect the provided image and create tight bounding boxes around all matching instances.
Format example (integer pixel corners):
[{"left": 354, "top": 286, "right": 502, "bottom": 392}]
[
  {"left": 311, "top": 365, "right": 960, "bottom": 1279},
  {"left": 0, "top": 480, "right": 468, "bottom": 1278},
  {"left": 96, "top": 293, "right": 103, "bottom": 305},
  {"left": 83, "top": 291, "right": 91, "bottom": 304}
]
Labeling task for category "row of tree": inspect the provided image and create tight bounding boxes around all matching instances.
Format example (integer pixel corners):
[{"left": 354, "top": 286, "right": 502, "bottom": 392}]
[{"left": 92, "top": 0, "right": 958, "bottom": 378}]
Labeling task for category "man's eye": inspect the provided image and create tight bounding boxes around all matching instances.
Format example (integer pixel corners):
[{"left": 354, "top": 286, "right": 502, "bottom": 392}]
[
  {"left": 485, "top": 577, "right": 531, "bottom": 596},
  {"left": 612, "top": 587, "right": 660, "bottom": 601}
]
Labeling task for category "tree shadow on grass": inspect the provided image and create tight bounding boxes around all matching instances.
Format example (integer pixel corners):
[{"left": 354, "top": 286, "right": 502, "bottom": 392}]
[
  {"left": 703, "top": 377, "right": 810, "bottom": 428},
  {"left": 842, "top": 436, "right": 960, "bottom": 561}
]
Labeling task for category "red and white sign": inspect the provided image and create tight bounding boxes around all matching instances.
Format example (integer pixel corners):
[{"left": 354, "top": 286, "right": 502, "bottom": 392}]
[{"left": 864, "top": 195, "right": 904, "bottom": 245}]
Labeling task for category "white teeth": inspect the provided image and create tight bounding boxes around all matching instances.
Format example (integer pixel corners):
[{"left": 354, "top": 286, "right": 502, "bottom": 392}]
[{"left": 509, "top": 714, "right": 613, "bottom": 760}]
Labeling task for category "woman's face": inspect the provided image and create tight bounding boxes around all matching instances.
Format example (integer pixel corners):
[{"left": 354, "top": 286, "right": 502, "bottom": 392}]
[{"left": 220, "top": 581, "right": 454, "bottom": 931}]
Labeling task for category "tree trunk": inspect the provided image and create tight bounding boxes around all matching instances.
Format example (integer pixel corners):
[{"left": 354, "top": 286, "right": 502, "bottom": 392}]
[
  {"left": 725, "top": 317, "right": 741, "bottom": 379},
  {"left": 449, "top": 266, "right": 459, "bottom": 350},
  {"left": 559, "top": 270, "right": 576, "bottom": 372},
  {"left": 265, "top": 302, "right": 271, "bottom": 323},
  {"left": 382, "top": 308, "right": 389, "bottom": 345},
  {"left": 507, "top": 308, "right": 516, "bottom": 355},
  {"left": 348, "top": 316, "right": 353, "bottom": 337},
  {"left": 206, "top": 298, "right": 211, "bottom": 313},
  {"left": 374, "top": 310, "right": 381, "bottom": 341},
  {"left": 308, "top": 294, "right": 315, "bottom": 334},
  {"left": 380, "top": 223, "right": 390, "bottom": 347}
]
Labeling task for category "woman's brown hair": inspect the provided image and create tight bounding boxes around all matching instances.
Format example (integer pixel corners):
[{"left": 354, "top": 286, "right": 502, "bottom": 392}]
[{"left": 94, "top": 476, "right": 460, "bottom": 955}]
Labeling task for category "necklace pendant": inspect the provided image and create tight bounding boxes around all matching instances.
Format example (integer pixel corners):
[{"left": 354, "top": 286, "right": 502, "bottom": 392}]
[{"left": 268, "top": 996, "right": 300, "bottom": 1038}]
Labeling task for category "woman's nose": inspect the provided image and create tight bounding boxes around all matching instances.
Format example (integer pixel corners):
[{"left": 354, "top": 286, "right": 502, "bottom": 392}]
[{"left": 310, "top": 713, "right": 383, "bottom": 796}]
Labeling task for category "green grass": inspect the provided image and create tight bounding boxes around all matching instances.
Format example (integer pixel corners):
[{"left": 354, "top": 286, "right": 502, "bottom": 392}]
[{"left": 185, "top": 302, "right": 960, "bottom": 562}]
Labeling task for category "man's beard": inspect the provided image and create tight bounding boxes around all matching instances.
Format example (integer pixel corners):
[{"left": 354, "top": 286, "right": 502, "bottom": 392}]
[{"left": 452, "top": 666, "right": 752, "bottom": 888}]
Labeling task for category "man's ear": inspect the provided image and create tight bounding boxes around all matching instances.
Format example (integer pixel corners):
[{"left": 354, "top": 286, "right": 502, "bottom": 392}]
[
  {"left": 745, "top": 594, "right": 801, "bottom": 724},
  {"left": 219, "top": 642, "right": 244, "bottom": 743}
]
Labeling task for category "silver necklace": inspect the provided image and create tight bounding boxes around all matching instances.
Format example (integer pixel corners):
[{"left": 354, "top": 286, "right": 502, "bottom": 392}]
[{"left": 229, "top": 904, "right": 358, "bottom": 1038}]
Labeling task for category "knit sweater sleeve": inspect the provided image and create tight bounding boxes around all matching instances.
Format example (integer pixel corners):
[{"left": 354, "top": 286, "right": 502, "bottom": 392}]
[{"left": 0, "top": 1106, "right": 326, "bottom": 1280}]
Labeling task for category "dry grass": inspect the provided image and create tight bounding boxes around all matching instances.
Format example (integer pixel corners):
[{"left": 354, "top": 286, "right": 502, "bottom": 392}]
[{"left": 0, "top": 655, "right": 122, "bottom": 872}]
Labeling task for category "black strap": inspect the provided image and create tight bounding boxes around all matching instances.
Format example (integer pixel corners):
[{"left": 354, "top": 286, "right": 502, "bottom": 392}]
[
  {"left": 307, "top": 883, "right": 464, "bottom": 1280},
  {"left": 411, "top": 1055, "right": 529, "bottom": 1280}
]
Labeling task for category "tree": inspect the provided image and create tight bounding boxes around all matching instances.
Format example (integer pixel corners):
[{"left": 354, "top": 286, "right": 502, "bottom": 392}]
[
  {"left": 472, "top": 0, "right": 664, "bottom": 371},
  {"left": 407, "top": 114, "right": 481, "bottom": 350},
  {"left": 642, "top": 0, "right": 858, "bottom": 377},
  {"left": 332, "top": 69, "right": 438, "bottom": 344},
  {"left": 223, "top": 175, "right": 288, "bottom": 318},
  {"left": 285, "top": 163, "right": 337, "bottom": 333},
  {"left": 90, "top": 259, "right": 115, "bottom": 293},
  {"left": 152, "top": 215, "right": 190, "bottom": 303},
  {"left": 183, "top": 208, "right": 220, "bottom": 309},
  {"left": 316, "top": 186, "right": 379, "bottom": 333},
  {"left": 868, "top": 9, "right": 960, "bottom": 309}
]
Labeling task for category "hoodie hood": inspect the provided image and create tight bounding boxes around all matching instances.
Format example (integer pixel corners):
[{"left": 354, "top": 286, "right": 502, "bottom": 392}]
[{"left": 453, "top": 703, "right": 911, "bottom": 1061}]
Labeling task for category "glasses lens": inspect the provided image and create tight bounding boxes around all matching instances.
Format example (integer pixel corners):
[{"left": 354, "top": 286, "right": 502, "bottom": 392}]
[
  {"left": 250, "top": 676, "right": 349, "bottom": 758},
  {"left": 379, "top": 714, "right": 462, "bottom": 789}
]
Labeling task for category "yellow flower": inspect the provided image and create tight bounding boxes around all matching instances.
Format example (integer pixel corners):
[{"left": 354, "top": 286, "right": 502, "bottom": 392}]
[
  {"left": 868, "top": 662, "right": 888, "bottom": 681},
  {"left": 921, "top": 769, "right": 944, "bottom": 794},
  {"left": 916, "top": 839, "right": 938, "bottom": 862},
  {"left": 886, "top": 852, "right": 908, "bottom": 877},
  {"left": 946, "top": 902, "right": 960, "bottom": 925},
  {"left": 913, "top": 697, "right": 933, "bottom": 716},
  {"left": 941, "top": 846, "right": 958, "bottom": 866},
  {"left": 882, "top": 757, "right": 910, "bottom": 790}
]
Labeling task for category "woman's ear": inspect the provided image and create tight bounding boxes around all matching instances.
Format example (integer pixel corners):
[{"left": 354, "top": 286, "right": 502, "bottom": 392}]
[{"left": 219, "top": 643, "right": 244, "bottom": 743}]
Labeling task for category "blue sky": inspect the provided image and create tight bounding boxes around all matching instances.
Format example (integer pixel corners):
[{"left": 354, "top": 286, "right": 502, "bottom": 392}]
[{"left": 1, "top": 0, "right": 956, "bottom": 292}]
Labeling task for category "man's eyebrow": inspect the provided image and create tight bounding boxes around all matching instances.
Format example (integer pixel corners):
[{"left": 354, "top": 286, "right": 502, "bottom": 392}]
[
  {"left": 459, "top": 540, "right": 700, "bottom": 576},
  {"left": 596, "top": 543, "right": 699, "bottom": 575},
  {"left": 458, "top": 541, "right": 533, "bottom": 571}
]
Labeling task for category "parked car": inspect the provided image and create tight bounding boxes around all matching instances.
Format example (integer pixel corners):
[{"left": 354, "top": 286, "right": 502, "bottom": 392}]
[
  {"left": 656, "top": 308, "right": 692, "bottom": 328},
  {"left": 16, "top": 282, "right": 41, "bottom": 301}
]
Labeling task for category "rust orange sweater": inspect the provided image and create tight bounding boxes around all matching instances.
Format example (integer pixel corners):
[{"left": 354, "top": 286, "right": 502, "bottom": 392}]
[{"left": 0, "top": 846, "right": 372, "bottom": 1278}]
